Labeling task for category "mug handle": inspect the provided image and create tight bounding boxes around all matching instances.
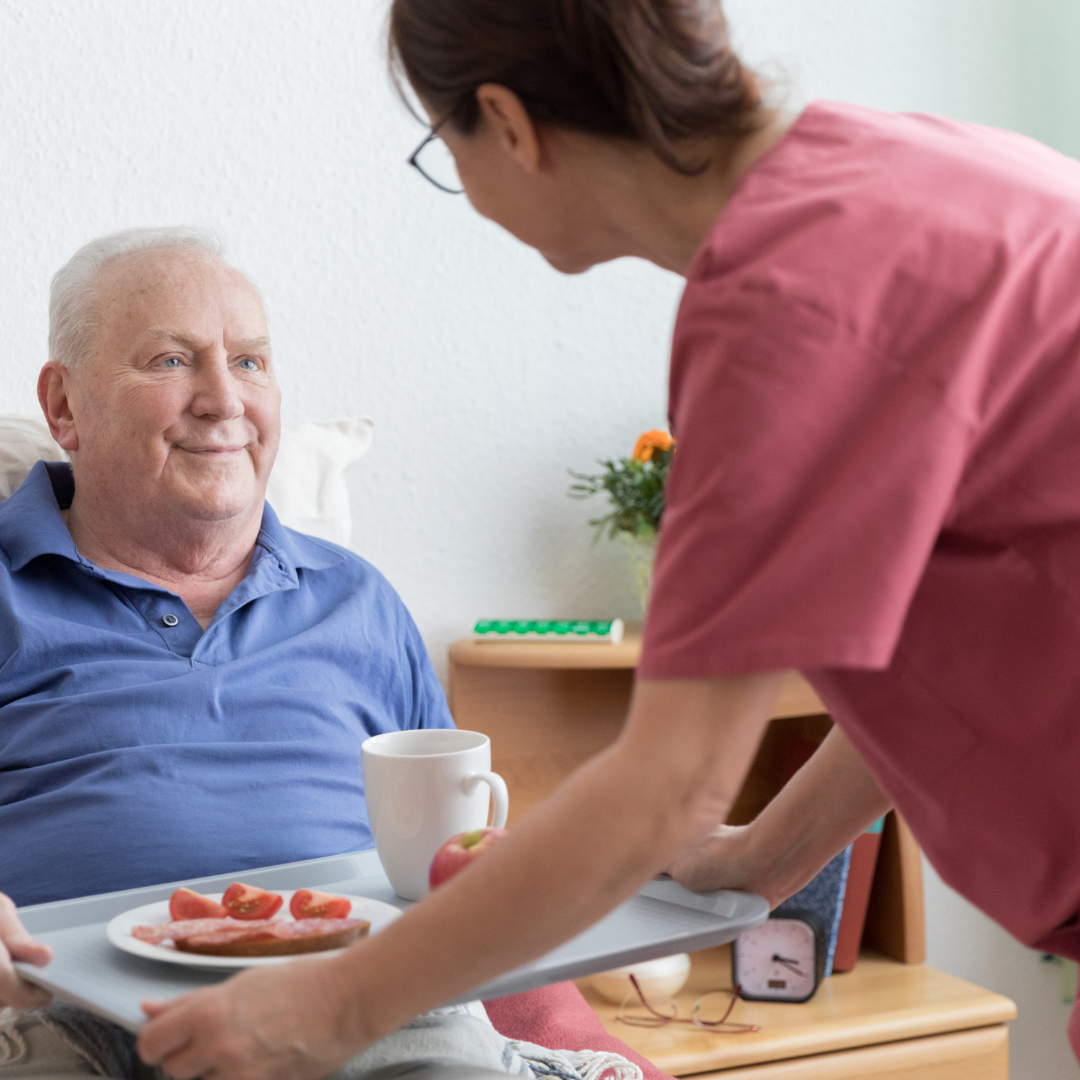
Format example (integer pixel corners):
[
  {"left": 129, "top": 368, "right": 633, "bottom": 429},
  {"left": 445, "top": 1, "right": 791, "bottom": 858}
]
[{"left": 462, "top": 771, "right": 509, "bottom": 829}]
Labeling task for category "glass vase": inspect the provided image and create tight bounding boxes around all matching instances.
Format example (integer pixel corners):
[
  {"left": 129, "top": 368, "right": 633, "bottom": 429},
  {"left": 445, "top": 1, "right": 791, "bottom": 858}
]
[{"left": 618, "top": 531, "right": 658, "bottom": 615}]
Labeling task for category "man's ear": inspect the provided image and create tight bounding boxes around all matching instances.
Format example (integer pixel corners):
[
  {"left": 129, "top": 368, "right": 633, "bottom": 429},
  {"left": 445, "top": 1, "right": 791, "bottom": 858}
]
[
  {"left": 37, "top": 362, "right": 80, "bottom": 453},
  {"left": 475, "top": 84, "right": 544, "bottom": 173}
]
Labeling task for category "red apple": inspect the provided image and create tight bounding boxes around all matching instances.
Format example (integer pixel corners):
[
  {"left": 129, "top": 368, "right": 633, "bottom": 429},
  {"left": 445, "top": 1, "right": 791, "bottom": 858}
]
[{"left": 429, "top": 827, "right": 508, "bottom": 890}]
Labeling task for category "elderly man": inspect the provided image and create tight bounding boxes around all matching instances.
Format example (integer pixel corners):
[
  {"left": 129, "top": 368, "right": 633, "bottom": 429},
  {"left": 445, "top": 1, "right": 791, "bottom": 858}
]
[
  {"left": 0, "top": 231, "right": 657, "bottom": 1080},
  {"left": 0, "top": 228, "right": 465, "bottom": 1073}
]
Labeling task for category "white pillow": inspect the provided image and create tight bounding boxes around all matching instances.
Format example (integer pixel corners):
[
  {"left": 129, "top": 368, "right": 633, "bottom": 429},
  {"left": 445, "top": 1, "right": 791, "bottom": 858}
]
[
  {"left": 0, "top": 416, "right": 67, "bottom": 500},
  {"left": 0, "top": 414, "right": 373, "bottom": 547},
  {"left": 265, "top": 417, "right": 374, "bottom": 545}
]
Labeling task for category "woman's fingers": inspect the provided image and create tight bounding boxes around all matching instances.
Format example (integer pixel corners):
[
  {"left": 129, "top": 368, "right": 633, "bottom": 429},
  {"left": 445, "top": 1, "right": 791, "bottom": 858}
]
[
  {"left": 140, "top": 989, "right": 259, "bottom": 1080},
  {"left": 138, "top": 995, "right": 201, "bottom": 1070},
  {"left": 160, "top": 1042, "right": 212, "bottom": 1080},
  {"left": 140, "top": 961, "right": 356, "bottom": 1080}
]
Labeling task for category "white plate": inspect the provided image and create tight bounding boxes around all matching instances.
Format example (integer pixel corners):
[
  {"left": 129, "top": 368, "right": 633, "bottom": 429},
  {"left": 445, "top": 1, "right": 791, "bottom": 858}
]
[{"left": 106, "top": 890, "right": 402, "bottom": 969}]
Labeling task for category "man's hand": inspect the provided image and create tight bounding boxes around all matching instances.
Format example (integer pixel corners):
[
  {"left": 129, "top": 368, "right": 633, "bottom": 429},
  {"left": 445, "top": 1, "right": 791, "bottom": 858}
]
[
  {"left": 138, "top": 953, "right": 362, "bottom": 1080},
  {"left": 0, "top": 892, "right": 52, "bottom": 1008}
]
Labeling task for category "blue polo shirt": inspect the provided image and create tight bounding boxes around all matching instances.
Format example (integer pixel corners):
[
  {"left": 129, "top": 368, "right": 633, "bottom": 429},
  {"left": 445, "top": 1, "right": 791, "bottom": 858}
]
[{"left": 0, "top": 461, "right": 453, "bottom": 907}]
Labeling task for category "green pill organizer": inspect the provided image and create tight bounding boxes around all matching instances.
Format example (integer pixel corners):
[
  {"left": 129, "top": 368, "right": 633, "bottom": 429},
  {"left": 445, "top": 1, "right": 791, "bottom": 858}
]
[{"left": 473, "top": 618, "right": 625, "bottom": 644}]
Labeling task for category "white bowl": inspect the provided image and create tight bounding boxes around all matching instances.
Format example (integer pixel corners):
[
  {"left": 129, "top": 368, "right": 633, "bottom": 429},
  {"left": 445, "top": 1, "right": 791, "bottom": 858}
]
[{"left": 591, "top": 953, "right": 692, "bottom": 1004}]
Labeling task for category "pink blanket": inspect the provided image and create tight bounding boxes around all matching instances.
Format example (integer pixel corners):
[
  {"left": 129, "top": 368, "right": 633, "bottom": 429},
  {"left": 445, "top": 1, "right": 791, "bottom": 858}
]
[{"left": 484, "top": 982, "right": 674, "bottom": 1080}]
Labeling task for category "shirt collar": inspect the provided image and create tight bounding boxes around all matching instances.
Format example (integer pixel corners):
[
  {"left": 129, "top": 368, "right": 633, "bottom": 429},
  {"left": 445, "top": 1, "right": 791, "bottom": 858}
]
[
  {"left": 255, "top": 501, "right": 347, "bottom": 573},
  {"left": 0, "top": 460, "right": 346, "bottom": 577},
  {"left": 0, "top": 461, "right": 79, "bottom": 571}
]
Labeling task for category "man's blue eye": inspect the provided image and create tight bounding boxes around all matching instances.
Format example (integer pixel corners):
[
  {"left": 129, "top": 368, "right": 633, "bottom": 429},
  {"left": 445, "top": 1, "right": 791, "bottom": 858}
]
[
  {"left": 161, "top": 357, "right": 182, "bottom": 368},
  {"left": 238, "top": 359, "right": 258, "bottom": 370}
]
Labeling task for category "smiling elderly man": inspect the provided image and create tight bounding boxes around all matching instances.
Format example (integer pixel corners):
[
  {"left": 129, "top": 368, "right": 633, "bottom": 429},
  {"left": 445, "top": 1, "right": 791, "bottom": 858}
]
[
  {"left": 0, "top": 230, "right": 624, "bottom": 1080},
  {"left": 0, "top": 228, "right": 456, "bottom": 1024}
]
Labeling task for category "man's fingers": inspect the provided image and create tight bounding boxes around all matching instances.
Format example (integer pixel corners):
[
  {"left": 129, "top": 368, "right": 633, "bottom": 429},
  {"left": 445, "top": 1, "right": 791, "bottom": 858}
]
[
  {"left": 0, "top": 967, "right": 52, "bottom": 1008},
  {"left": 0, "top": 894, "right": 32, "bottom": 942},
  {"left": 7, "top": 939, "right": 52, "bottom": 967},
  {"left": 140, "top": 1000, "right": 168, "bottom": 1019},
  {"left": 0, "top": 891, "right": 54, "bottom": 1006},
  {"left": 0, "top": 894, "right": 20, "bottom": 928},
  {"left": 16, "top": 981, "right": 52, "bottom": 1007}
]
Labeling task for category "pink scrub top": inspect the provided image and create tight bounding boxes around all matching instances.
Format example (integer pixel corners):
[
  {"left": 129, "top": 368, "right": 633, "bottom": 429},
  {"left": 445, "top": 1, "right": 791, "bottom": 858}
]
[{"left": 638, "top": 101, "right": 1080, "bottom": 1040}]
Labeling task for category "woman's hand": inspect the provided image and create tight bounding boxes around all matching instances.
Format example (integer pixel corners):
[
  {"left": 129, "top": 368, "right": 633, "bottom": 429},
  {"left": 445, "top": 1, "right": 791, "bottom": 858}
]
[
  {"left": 138, "top": 953, "right": 365, "bottom": 1080},
  {"left": 667, "top": 824, "right": 756, "bottom": 895},
  {"left": 0, "top": 892, "right": 52, "bottom": 1008},
  {"left": 141, "top": 672, "right": 787, "bottom": 1080},
  {"left": 669, "top": 726, "right": 892, "bottom": 908}
]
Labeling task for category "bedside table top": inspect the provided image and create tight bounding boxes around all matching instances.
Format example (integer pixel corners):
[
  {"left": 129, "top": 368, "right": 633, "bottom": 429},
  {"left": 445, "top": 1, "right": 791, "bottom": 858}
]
[
  {"left": 450, "top": 622, "right": 645, "bottom": 669},
  {"left": 576, "top": 946, "right": 1017, "bottom": 1075},
  {"left": 448, "top": 628, "right": 825, "bottom": 718}
]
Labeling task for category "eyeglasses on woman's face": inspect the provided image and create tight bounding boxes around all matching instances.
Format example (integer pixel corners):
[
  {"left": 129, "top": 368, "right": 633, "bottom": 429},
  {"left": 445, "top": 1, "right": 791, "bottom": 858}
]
[{"left": 407, "top": 122, "right": 464, "bottom": 195}]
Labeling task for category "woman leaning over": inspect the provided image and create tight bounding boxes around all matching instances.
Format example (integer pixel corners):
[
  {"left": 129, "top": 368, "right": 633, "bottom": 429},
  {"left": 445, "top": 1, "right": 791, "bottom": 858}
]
[{"left": 133, "top": 2, "right": 1080, "bottom": 1076}]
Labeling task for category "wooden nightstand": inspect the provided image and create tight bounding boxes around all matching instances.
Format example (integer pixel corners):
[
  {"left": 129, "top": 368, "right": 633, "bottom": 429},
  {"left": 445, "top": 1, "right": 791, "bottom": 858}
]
[
  {"left": 576, "top": 946, "right": 1015, "bottom": 1079},
  {"left": 448, "top": 623, "right": 1017, "bottom": 1078}
]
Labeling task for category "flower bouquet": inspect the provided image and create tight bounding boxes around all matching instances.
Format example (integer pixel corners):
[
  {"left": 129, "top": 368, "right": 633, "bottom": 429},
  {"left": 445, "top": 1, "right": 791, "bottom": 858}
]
[{"left": 569, "top": 430, "right": 675, "bottom": 611}]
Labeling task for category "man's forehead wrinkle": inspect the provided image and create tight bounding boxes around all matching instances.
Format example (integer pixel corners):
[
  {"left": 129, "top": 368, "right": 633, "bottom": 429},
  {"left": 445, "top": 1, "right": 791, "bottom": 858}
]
[
  {"left": 144, "top": 326, "right": 202, "bottom": 351},
  {"left": 83, "top": 250, "right": 268, "bottom": 370},
  {"left": 236, "top": 336, "right": 272, "bottom": 351},
  {"left": 143, "top": 328, "right": 271, "bottom": 351}
]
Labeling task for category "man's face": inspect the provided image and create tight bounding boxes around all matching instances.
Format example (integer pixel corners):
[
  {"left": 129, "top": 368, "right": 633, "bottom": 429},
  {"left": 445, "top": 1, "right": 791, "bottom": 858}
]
[{"left": 66, "top": 248, "right": 280, "bottom": 527}]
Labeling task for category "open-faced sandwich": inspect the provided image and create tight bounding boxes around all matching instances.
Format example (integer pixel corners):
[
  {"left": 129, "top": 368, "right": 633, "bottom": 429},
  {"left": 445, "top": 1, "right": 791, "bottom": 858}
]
[{"left": 132, "top": 885, "right": 369, "bottom": 957}]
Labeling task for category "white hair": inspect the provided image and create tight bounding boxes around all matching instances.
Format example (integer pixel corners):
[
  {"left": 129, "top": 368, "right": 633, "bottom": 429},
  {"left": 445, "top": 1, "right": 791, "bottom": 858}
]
[{"left": 49, "top": 226, "right": 227, "bottom": 369}]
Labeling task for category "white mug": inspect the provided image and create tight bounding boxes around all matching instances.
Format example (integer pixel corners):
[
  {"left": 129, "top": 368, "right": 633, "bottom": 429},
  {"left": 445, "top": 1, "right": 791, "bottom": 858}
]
[{"left": 361, "top": 729, "right": 509, "bottom": 900}]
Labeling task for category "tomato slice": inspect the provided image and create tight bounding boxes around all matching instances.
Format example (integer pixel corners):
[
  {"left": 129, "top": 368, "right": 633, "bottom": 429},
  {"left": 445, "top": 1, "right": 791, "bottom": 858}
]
[
  {"left": 169, "top": 888, "right": 227, "bottom": 921},
  {"left": 288, "top": 889, "right": 352, "bottom": 920},
  {"left": 221, "top": 883, "right": 284, "bottom": 920}
]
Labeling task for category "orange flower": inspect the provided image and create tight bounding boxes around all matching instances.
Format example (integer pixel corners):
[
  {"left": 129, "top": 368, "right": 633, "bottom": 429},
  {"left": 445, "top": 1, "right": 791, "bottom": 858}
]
[{"left": 632, "top": 429, "right": 675, "bottom": 463}]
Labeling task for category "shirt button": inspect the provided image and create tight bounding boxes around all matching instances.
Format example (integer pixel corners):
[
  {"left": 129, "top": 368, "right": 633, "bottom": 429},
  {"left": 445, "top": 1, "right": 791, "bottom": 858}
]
[{"left": 162, "top": 613, "right": 179, "bottom": 627}]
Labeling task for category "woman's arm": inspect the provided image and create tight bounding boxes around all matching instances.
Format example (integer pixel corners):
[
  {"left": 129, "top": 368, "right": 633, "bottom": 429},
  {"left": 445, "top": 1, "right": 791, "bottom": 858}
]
[
  {"left": 144, "top": 671, "right": 868, "bottom": 1080},
  {"left": 667, "top": 724, "right": 892, "bottom": 904}
]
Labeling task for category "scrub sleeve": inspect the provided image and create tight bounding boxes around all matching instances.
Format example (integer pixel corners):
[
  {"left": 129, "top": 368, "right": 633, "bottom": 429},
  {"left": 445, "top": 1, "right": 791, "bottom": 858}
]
[{"left": 637, "top": 101, "right": 1080, "bottom": 1059}]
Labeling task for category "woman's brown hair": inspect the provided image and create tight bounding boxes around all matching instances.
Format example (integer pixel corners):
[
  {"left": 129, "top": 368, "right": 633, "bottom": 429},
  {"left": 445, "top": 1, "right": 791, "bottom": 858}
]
[{"left": 388, "top": 0, "right": 763, "bottom": 176}]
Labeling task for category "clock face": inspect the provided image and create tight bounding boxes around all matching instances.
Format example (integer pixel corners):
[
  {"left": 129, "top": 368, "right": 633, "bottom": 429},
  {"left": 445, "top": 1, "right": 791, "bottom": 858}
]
[{"left": 733, "top": 917, "right": 820, "bottom": 1002}]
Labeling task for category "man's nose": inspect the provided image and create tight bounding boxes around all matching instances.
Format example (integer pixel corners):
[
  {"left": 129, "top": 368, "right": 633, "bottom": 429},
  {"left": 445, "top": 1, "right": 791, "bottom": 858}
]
[{"left": 190, "top": 357, "right": 244, "bottom": 421}]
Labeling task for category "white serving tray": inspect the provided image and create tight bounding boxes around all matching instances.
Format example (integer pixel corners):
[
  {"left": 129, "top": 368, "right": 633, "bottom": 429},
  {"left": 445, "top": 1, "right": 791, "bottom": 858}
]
[{"left": 15, "top": 849, "right": 768, "bottom": 1032}]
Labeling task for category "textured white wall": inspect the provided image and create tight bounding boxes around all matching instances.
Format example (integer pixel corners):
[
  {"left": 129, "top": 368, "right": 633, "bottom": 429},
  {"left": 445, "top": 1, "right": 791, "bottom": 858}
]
[
  {"left": 0, "top": 0, "right": 678, "bottom": 658},
  {"left": 1018, "top": 0, "right": 1080, "bottom": 159},
  {"left": 1, "top": 2, "right": 1076, "bottom": 1076}
]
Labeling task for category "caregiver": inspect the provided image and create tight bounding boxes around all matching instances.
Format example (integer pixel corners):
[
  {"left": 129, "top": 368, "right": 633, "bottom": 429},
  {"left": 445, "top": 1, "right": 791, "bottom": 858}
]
[{"left": 139, "top": 1, "right": 1080, "bottom": 1075}]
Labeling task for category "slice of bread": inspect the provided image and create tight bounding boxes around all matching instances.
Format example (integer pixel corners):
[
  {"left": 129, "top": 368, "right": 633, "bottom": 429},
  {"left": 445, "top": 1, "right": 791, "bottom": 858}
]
[{"left": 175, "top": 921, "right": 369, "bottom": 957}]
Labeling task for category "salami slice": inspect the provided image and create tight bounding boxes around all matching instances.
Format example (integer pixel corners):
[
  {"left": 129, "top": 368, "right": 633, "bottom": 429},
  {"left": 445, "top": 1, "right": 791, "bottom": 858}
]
[
  {"left": 175, "top": 917, "right": 369, "bottom": 957},
  {"left": 132, "top": 918, "right": 282, "bottom": 945},
  {"left": 179, "top": 917, "right": 363, "bottom": 945}
]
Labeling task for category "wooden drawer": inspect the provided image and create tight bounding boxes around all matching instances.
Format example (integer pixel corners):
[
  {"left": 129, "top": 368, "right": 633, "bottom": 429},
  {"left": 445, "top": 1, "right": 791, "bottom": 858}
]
[{"left": 691, "top": 1024, "right": 1009, "bottom": 1080}]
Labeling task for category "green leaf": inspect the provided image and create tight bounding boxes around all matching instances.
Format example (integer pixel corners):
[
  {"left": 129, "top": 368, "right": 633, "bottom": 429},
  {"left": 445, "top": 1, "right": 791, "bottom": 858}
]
[{"left": 566, "top": 451, "right": 672, "bottom": 538}]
